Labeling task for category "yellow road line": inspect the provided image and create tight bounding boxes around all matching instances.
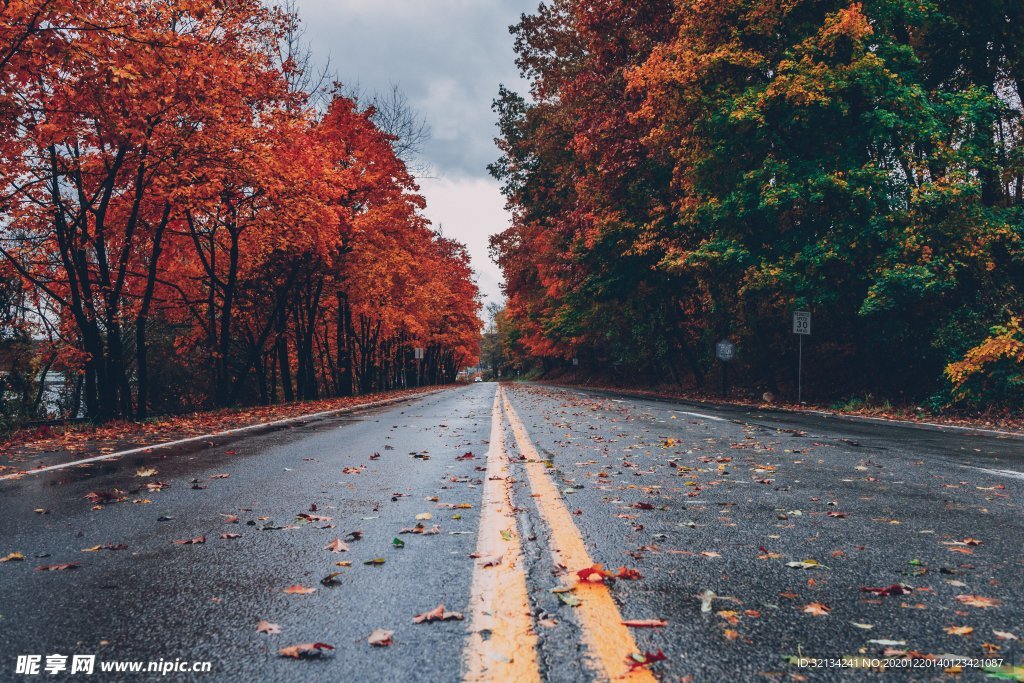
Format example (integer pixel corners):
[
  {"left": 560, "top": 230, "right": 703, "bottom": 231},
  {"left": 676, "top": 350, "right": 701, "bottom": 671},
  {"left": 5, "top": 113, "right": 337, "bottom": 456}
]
[
  {"left": 463, "top": 389, "right": 541, "bottom": 683},
  {"left": 501, "top": 386, "right": 658, "bottom": 683}
]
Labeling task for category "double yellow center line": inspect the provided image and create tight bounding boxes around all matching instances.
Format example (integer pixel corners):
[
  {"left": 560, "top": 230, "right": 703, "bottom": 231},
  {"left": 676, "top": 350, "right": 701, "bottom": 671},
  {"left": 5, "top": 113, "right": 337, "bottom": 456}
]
[{"left": 463, "top": 386, "right": 657, "bottom": 682}]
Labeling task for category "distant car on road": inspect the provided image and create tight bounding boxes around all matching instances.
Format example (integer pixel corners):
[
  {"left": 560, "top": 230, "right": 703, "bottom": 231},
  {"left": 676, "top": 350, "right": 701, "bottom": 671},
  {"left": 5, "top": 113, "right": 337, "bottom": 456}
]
[{"left": 474, "top": 377, "right": 483, "bottom": 383}]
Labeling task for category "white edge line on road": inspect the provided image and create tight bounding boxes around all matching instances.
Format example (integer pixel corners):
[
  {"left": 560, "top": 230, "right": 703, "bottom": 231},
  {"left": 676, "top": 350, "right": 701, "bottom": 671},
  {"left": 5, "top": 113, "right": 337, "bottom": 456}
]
[
  {"left": 960, "top": 465, "right": 1024, "bottom": 482},
  {"left": 676, "top": 410, "right": 727, "bottom": 422},
  {"left": 0, "top": 388, "right": 449, "bottom": 481},
  {"left": 557, "top": 384, "right": 1024, "bottom": 437}
]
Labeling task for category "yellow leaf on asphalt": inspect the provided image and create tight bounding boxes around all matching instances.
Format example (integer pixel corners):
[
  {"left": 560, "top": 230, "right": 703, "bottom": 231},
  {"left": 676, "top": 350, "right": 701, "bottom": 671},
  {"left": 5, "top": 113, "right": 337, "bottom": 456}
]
[{"left": 945, "top": 626, "right": 974, "bottom": 636}]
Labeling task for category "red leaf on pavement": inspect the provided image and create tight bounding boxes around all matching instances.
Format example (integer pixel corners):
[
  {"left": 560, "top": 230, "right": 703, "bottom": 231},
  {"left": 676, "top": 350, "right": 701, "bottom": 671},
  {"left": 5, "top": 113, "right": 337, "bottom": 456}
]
[
  {"left": 627, "top": 650, "right": 667, "bottom": 671},
  {"left": 220, "top": 533, "right": 241, "bottom": 539},
  {"left": 283, "top": 585, "right": 316, "bottom": 595},
  {"left": 615, "top": 566, "right": 643, "bottom": 580},
  {"left": 631, "top": 502, "right": 654, "bottom": 510},
  {"left": 622, "top": 619, "right": 667, "bottom": 628},
  {"left": 577, "top": 563, "right": 615, "bottom": 583},
  {"left": 456, "top": 451, "right": 475, "bottom": 460}
]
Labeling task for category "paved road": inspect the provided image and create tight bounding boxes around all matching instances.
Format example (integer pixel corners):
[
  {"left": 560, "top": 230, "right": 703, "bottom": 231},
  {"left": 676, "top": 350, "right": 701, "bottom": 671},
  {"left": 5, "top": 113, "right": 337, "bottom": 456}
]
[{"left": 1, "top": 383, "right": 1022, "bottom": 682}]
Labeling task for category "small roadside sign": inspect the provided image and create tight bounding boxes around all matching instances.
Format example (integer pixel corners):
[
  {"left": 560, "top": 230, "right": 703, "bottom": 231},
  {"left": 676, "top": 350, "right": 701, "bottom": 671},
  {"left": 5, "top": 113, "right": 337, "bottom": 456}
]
[
  {"left": 715, "top": 339, "right": 735, "bottom": 398},
  {"left": 715, "top": 340, "right": 736, "bottom": 362},
  {"left": 414, "top": 347, "right": 425, "bottom": 360},
  {"left": 793, "top": 311, "right": 811, "bottom": 335}
]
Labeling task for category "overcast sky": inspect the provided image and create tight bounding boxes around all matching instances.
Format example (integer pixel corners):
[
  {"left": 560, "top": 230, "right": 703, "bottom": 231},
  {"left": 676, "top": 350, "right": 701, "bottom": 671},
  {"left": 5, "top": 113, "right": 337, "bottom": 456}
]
[{"left": 292, "top": 0, "right": 537, "bottom": 310}]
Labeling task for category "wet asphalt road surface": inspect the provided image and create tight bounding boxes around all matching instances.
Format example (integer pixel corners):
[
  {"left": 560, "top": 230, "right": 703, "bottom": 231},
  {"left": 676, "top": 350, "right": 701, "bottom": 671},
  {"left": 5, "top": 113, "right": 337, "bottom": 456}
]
[{"left": 0, "top": 383, "right": 1022, "bottom": 682}]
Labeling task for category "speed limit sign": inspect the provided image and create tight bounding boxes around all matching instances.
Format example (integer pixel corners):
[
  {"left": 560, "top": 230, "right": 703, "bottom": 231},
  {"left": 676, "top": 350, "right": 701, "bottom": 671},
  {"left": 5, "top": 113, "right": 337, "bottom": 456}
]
[{"left": 793, "top": 311, "right": 811, "bottom": 335}]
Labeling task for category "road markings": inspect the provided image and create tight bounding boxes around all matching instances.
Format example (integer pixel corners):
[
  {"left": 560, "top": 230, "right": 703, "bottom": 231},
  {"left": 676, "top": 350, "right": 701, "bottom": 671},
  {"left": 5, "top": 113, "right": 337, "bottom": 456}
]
[
  {"left": 501, "top": 387, "right": 657, "bottom": 683},
  {"left": 463, "top": 390, "right": 541, "bottom": 683},
  {"left": 675, "top": 410, "right": 726, "bottom": 422},
  {"left": 0, "top": 390, "right": 448, "bottom": 481},
  {"left": 960, "top": 465, "right": 1024, "bottom": 482}
]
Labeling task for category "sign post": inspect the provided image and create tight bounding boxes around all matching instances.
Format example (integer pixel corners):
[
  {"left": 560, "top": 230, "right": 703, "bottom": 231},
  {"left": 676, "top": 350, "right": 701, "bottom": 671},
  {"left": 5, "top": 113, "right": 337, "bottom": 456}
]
[
  {"left": 715, "top": 339, "right": 736, "bottom": 398},
  {"left": 792, "top": 312, "right": 811, "bottom": 403},
  {"left": 414, "top": 347, "right": 425, "bottom": 386}
]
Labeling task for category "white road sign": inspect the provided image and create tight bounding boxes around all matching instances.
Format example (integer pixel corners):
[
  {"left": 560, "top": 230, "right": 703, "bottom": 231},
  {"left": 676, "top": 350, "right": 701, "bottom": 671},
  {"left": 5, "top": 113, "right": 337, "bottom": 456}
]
[{"left": 793, "top": 311, "right": 811, "bottom": 335}]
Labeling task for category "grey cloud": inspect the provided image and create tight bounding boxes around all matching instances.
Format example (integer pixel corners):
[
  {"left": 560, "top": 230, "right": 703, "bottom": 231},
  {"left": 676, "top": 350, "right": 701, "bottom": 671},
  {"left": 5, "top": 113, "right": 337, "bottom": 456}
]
[{"left": 294, "top": 0, "right": 536, "bottom": 179}]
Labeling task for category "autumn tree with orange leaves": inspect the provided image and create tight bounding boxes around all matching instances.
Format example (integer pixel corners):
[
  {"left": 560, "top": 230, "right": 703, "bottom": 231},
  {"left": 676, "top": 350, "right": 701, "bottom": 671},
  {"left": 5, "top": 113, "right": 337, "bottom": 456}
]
[
  {"left": 0, "top": 0, "right": 479, "bottom": 424},
  {"left": 492, "top": 0, "right": 1024, "bottom": 409}
]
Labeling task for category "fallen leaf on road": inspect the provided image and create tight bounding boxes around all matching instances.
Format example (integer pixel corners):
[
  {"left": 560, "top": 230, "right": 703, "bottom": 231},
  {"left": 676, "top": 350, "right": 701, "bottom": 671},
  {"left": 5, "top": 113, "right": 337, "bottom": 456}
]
[
  {"left": 174, "top": 536, "right": 206, "bottom": 545},
  {"left": 85, "top": 490, "right": 125, "bottom": 504},
  {"left": 475, "top": 553, "right": 503, "bottom": 567},
  {"left": 945, "top": 626, "right": 974, "bottom": 636},
  {"left": 257, "top": 620, "right": 281, "bottom": 635},
  {"left": 296, "top": 513, "right": 332, "bottom": 523},
  {"left": 627, "top": 650, "right": 667, "bottom": 671},
  {"left": 220, "top": 533, "right": 241, "bottom": 539},
  {"left": 135, "top": 468, "right": 157, "bottom": 477},
  {"left": 802, "top": 602, "right": 831, "bottom": 616},
  {"left": 278, "top": 643, "right": 333, "bottom": 659},
  {"left": 325, "top": 539, "right": 349, "bottom": 553},
  {"left": 994, "top": 630, "right": 1019, "bottom": 641},
  {"left": 699, "top": 590, "right": 716, "bottom": 613},
  {"left": 615, "top": 566, "right": 643, "bottom": 580},
  {"left": 35, "top": 564, "right": 78, "bottom": 571},
  {"left": 364, "top": 558, "right": 386, "bottom": 566},
  {"left": 81, "top": 544, "right": 127, "bottom": 552},
  {"left": 368, "top": 629, "right": 393, "bottom": 646},
  {"left": 956, "top": 595, "right": 1000, "bottom": 608},
  {"left": 787, "top": 559, "right": 826, "bottom": 570},
  {"left": 622, "top": 619, "right": 667, "bottom": 628},
  {"left": 851, "top": 622, "right": 874, "bottom": 630},
  {"left": 983, "top": 665, "right": 1024, "bottom": 682},
  {"left": 415, "top": 513, "right": 432, "bottom": 521},
  {"left": 577, "top": 564, "right": 614, "bottom": 583},
  {"left": 221, "top": 514, "right": 239, "bottom": 524},
  {"left": 412, "top": 604, "right": 463, "bottom": 623},
  {"left": 392, "top": 538, "right": 405, "bottom": 549},
  {"left": 283, "top": 585, "right": 316, "bottom": 595},
  {"left": 0, "top": 552, "right": 25, "bottom": 562},
  {"left": 557, "top": 592, "right": 581, "bottom": 607},
  {"left": 320, "top": 573, "right": 343, "bottom": 587}
]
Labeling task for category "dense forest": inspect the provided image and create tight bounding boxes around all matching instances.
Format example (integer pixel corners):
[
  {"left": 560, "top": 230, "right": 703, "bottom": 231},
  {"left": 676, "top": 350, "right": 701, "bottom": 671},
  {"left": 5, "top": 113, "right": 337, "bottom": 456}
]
[
  {"left": 0, "top": 0, "right": 480, "bottom": 428},
  {"left": 490, "top": 0, "right": 1024, "bottom": 409}
]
